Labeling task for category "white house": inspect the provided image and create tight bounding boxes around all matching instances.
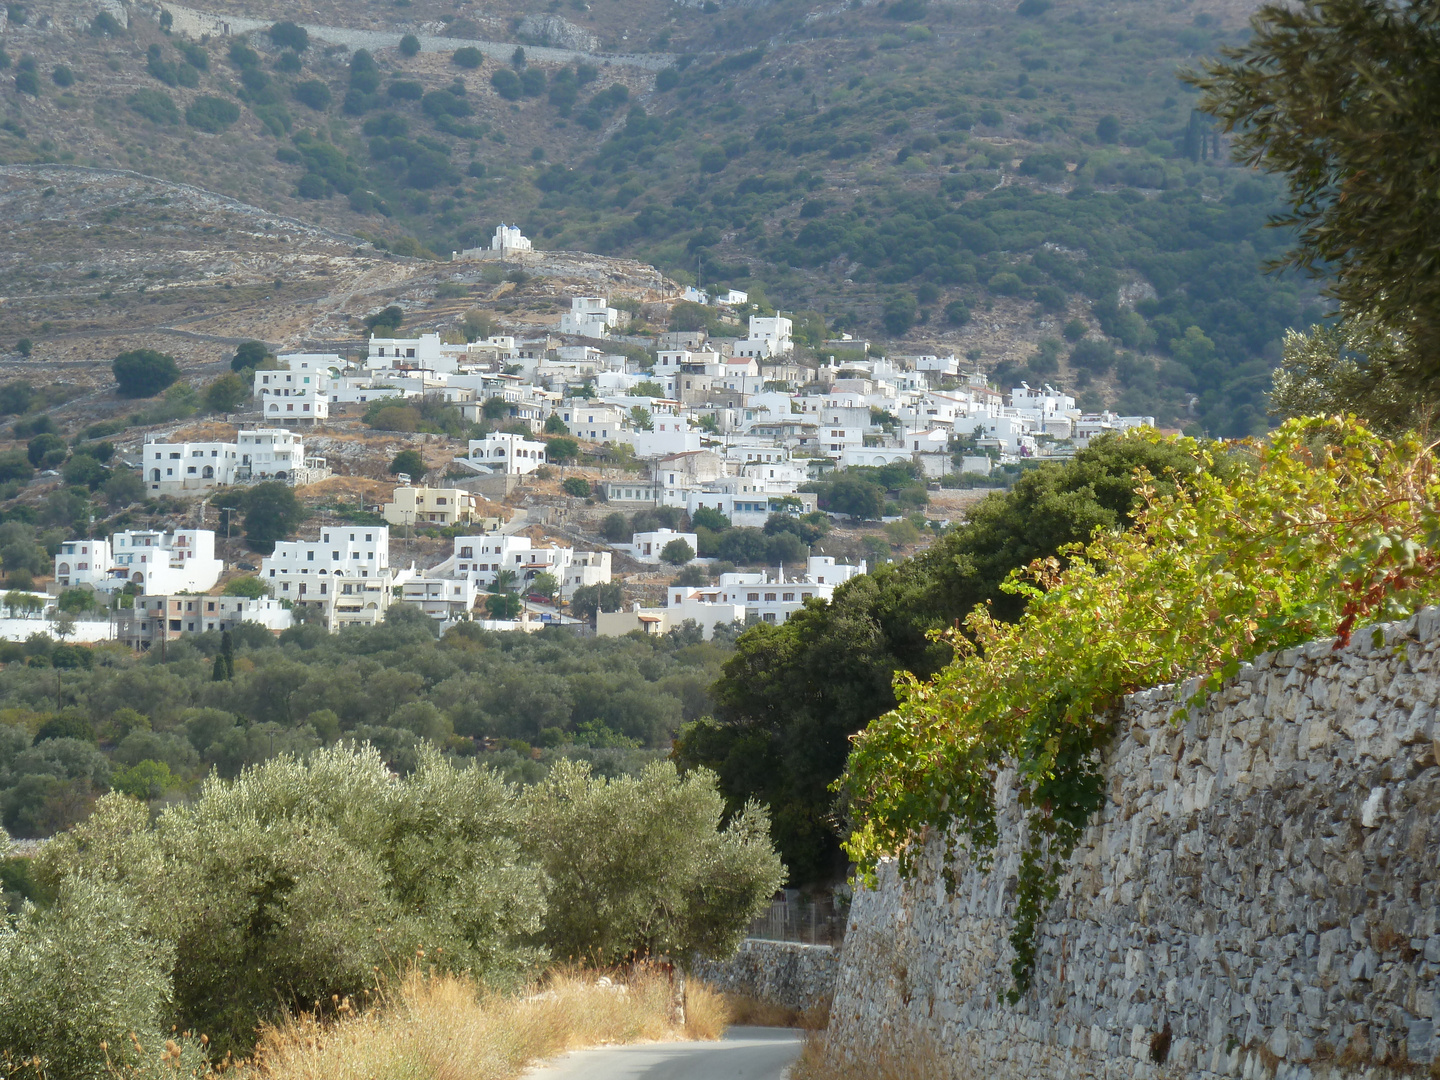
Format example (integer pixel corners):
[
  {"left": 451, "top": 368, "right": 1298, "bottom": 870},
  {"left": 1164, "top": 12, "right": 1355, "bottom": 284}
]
[
  {"left": 142, "top": 429, "right": 326, "bottom": 493},
  {"left": 629, "top": 417, "right": 701, "bottom": 458},
  {"left": 109, "top": 529, "right": 224, "bottom": 594},
  {"left": 143, "top": 438, "right": 240, "bottom": 495},
  {"left": 261, "top": 527, "right": 391, "bottom": 604},
  {"left": 623, "top": 528, "right": 699, "bottom": 564},
  {"left": 556, "top": 402, "right": 628, "bottom": 444},
  {"left": 398, "top": 575, "right": 480, "bottom": 623},
  {"left": 677, "top": 486, "right": 819, "bottom": 528},
  {"left": 563, "top": 550, "right": 612, "bottom": 594},
  {"left": 53, "top": 539, "right": 112, "bottom": 589},
  {"left": 365, "top": 333, "right": 452, "bottom": 373},
  {"left": 468, "top": 432, "right": 549, "bottom": 475},
  {"left": 255, "top": 354, "right": 332, "bottom": 424},
  {"left": 732, "top": 316, "right": 793, "bottom": 359},
  {"left": 432, "top": 534, "right": 611, "bottom": 598},
  {"left": 559, "top": 297, "right": 618, "bottom": 339},
  {"left": 599, "top": 556, "right": 865, "bottom": 639},
  {"left": 237, "top": 428, "right": 327, "bottom": 483}
]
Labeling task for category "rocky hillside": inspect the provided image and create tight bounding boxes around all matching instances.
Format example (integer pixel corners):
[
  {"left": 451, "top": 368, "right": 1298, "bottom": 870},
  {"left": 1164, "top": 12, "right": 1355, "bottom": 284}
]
[{"left": 0, "top": 0, "right": 1307, "bottom": 434}]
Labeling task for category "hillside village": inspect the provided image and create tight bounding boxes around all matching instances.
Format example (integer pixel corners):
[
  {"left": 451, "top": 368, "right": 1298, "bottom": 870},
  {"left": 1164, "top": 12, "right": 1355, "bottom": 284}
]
[{"left": 4, "top": 223, "right": 1156, "bottom": 649}]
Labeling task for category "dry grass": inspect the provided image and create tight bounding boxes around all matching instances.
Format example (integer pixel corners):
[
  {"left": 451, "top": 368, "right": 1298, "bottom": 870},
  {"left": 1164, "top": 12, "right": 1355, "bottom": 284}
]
[
  {"left": 681, "top": 982, "right": 730, "bottom": 1041},
  {"left": 721, "top": 995, "right": 831, "bottom": 1031},
  {"left": 789, "top": 1027, "right": 949, "bottom": 1080},
  {"left": 229, "top": 966, "right": 718, "bottom": 1080}
]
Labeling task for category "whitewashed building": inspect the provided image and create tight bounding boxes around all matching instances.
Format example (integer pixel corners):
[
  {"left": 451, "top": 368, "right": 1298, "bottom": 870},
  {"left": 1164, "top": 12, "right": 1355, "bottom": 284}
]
[
  {"left": 109, "top": 529, "right": 224, "bottom": 594},
  {"left": 599, "top": 557, "right": 865, "bottom": 639},
  {"left": 365, "top": 333, "right": 454, "bottom": 374},
  {"left": 732, "top": 316, "right": 793, "bottom": 359},
  {"left": 490, "top": 223, "right": 531, "bottom": 254},
  {"left": 262, "top": 526, "right": 390, "bottom": 592},
  {"left": 433, "top": 534, "right": 610, "bottom": 597},
  {"left": 623, "top": 528, "right": 699, "bottom": 564},
  {"left": 398, "top": 575, "right": 480, "bottom": 623},
  {"left": 468, "top": 432, "right": 549, "bottom": 475},
  {"left": 255, "top": 354, "right": 332, "bottom": 424},
  {"left": 143, "top": 438, "right": 240, "bottom": 495},
  {"left": 559, "top": 296, "right": 618, "bottom": 339},
  {"left": 53, "top": 539, "right": 111, "bottom": 590},
  {"left": 556, "top": 402, "right": 628, "bottom": 444}
]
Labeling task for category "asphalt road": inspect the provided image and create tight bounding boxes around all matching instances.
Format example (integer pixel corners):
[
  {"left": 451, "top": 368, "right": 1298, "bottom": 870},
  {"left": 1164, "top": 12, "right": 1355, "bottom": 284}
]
[{"left": 524, "top": 1027, "right": 805, "bottom": 1080}]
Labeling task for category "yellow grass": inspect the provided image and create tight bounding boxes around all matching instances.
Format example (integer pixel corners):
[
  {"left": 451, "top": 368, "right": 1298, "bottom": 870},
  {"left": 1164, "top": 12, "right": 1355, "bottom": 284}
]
[
  {"left": 680, "top": 981, "right": 730, "bottom": 1041},
  {"left": 721, "top": 995, "right": 831, "bottom": 1030},
  {"left": 788, "top": 1027, "right": 948, "bottom": 1080},
  {"left": 229, "top": 967, "right": 724, "bottom": 1080}
]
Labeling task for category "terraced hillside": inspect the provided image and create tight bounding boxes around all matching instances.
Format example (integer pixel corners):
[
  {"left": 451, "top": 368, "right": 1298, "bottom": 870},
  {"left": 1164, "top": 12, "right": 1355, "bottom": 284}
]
[{"left": 0, "top": 0, "right": 1310, "bottom": 433}]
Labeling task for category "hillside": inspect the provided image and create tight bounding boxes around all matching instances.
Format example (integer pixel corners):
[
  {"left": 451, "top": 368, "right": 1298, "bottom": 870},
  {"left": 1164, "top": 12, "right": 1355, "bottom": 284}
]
[{"left": 0, "top": 0, "right": 1309, "bottom": 434}]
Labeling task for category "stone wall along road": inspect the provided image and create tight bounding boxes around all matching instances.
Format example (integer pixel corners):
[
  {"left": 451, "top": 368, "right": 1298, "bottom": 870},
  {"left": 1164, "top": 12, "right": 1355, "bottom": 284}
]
[
  {"left": 693, "top": 940, "right": 838, "bottom": 1012},
  {"left": 827, "top": 608, "right": 1440, "bottom": 1080}
]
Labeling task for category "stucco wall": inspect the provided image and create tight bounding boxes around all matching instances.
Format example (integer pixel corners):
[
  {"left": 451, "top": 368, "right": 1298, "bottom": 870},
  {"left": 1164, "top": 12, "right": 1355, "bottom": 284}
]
[{"left": 828, "top": 609, "right": 1440, "bottom": 1080}]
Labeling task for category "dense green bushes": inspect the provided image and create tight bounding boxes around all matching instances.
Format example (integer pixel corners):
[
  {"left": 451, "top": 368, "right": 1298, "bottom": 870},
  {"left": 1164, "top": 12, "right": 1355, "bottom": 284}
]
[
  {"left": 2, "top": 746, "right": 781, "bottom": 1070},
  {"left": 0, "top": 618, "right": 732, "bottom": 838}
]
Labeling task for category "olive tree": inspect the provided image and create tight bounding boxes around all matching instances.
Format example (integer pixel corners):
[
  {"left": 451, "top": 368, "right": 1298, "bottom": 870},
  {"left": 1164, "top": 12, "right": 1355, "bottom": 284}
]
[{"left": 524, "top": 760, "right": 784, "bottom": 966}]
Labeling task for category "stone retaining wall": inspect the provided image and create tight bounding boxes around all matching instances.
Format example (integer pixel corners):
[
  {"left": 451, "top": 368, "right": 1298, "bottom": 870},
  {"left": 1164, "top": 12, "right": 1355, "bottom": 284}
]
[
  {"left": 827, "top": 609, "right": 1440, "bottom": 1080},
  {"left": 694, "top": 940, "right": 837, "bottom": 1011}
]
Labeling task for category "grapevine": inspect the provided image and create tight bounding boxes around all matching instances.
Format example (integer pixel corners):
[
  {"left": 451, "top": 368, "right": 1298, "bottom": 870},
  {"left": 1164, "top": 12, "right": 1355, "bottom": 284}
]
[{"left": 841, "top": 416, "right": 1440, "bottom": 998}]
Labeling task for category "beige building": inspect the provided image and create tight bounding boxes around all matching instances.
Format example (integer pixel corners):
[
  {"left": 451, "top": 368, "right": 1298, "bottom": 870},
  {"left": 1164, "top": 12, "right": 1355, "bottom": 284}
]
[
  {"left": 117, "top": 593, "right": 292, "bottom": 648},
  {"left": 382, "top": 485, "right": 487, "bottom": 529}
]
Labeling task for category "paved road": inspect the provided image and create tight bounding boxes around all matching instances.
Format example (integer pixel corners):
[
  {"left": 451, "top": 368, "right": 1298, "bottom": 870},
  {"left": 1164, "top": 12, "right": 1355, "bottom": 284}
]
[
  {"left": 525, "top": 1027, "right": 804, "bottom": 1080},
  {"left": 159, "top": 1, "right": 676, "bottom": 69}
]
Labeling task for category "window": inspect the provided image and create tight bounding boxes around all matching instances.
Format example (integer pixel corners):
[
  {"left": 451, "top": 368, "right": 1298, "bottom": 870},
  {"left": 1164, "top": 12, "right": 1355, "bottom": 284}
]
[
  {"left": 764, "top": 593, "right": 777, "bottom": 602},
  {"left": 783, "top": 592, "right": 795, "bottom": 602},
  {"left": 747, "top": 592, "right": 759, "bottom": 602}
]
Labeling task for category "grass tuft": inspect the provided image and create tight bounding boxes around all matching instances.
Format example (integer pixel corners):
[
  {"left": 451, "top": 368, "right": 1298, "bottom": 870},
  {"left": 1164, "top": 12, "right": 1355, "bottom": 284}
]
[
  {"left": 789, "top": 1025, "right": 947, "bottom": 1080},
  {"left": 104, "top": 966, "right": 723, "bottom": 1080}
]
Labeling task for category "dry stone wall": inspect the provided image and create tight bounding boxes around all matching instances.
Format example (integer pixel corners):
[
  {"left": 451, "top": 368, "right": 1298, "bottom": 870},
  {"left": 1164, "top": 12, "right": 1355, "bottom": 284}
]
[
  {"left": 694, "top": 940, "right": 837, "bottom": 1011},
  {"left": 828, "top": 609, "right": 1440, "bottom": 1080}
]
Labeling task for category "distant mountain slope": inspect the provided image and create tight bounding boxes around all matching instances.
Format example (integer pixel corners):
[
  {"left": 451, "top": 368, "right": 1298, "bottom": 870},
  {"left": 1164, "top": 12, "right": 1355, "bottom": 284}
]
[{"left": 0, "top": 0, "right": 1304, "bottom": 433}]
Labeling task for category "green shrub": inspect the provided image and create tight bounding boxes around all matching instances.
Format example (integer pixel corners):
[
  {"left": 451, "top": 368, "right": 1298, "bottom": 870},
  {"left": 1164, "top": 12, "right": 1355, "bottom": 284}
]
[
  {"left": 269, "top": 21, "right": 309, "bottom": 52},
  {"left": 0, "top": 876, "right": 175, "bottom": 1080},
  {"left": 453, "top": 46, "right": 482, "bottom": 68},
  {"left": 490, "top": 68, "right": 521, "bottom": 100},
  {"left": 89, "top": 11, "right": 123, "bottom": 35},
  {"left": 111, "top": 349, "right": 180, "bottom": 398},
  {"left": 222, "top": 575, "right": 268, "bottom": 598},
  {"left": 292, "top": 78, "right": 331, "bottom": 110},
  {"left": 525, "top": 761, "right": 783, "bottom": 965},
  {"left": 127, "top": 87, "right": 179, "bottom": 124},
  {"left": 185, "top": 95, "right": 240, "bottom": 133}
]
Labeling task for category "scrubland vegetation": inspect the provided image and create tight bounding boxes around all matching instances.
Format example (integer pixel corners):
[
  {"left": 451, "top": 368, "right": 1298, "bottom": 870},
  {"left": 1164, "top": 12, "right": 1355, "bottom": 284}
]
[
  {"left": 3, "top": 0, "right": 1310, "bottom": 431},
  {"left": 0, "top": 745, "right": 781, "bottom": 1074}
]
